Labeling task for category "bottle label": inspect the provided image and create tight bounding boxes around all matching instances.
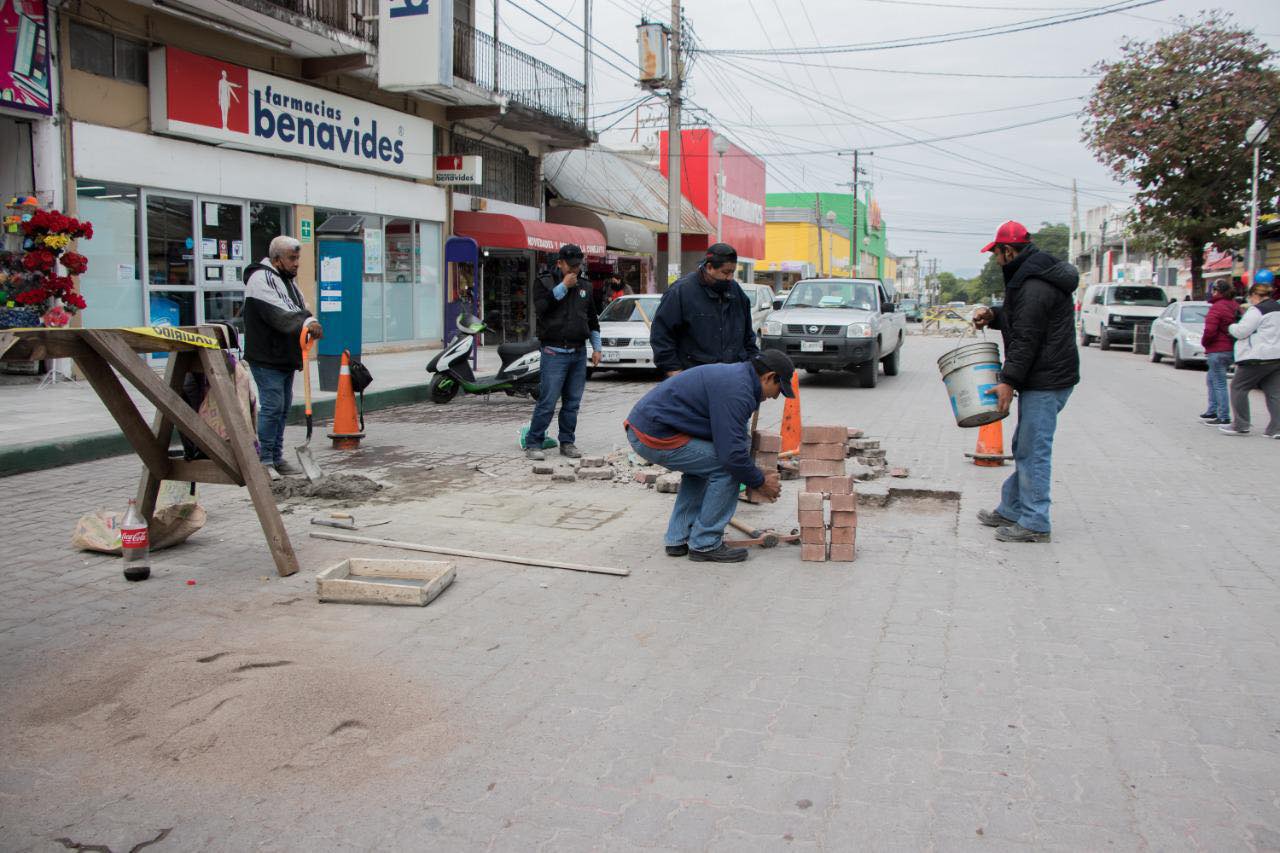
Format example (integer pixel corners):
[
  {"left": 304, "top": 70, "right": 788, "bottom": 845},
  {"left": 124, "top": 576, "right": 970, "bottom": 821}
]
[{"left": 122, "top": 528, "right": 149, "bottom": 548}]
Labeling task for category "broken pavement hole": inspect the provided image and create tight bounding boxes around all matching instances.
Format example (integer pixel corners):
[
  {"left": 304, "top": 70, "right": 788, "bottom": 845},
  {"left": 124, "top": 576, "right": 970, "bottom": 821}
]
[{"left": 233, "top": 660, "right": 292, "bottom": 672}]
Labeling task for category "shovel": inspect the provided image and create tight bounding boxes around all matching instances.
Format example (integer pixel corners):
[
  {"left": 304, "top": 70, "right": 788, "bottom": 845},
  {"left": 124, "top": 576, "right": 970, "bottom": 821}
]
[{"left": 296, "top": 326, "right": 324, "bottom": 482}]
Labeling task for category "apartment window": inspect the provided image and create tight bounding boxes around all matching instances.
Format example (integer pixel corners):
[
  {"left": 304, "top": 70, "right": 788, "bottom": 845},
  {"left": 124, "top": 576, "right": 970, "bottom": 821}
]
[{"left": 70, "top": 22, "right": 148, "bottom": 85}]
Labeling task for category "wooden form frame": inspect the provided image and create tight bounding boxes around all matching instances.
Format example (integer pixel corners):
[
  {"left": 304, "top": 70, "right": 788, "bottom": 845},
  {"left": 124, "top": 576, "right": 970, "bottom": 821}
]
[{"left": 0, "top": 326, "right": 298, "bottom": 576}]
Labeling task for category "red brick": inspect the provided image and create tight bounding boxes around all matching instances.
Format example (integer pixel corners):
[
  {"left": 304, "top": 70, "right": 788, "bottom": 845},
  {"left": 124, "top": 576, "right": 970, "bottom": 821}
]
[
  {"left": 754, "top": 452, "right": 779, "bottom": 469},
  {"left": 829, "top": 543, "right": 856, "bottom": 562},
  {"left": 805, "top": 475, "right": 854, "bottom": 495},
  {"left": 797, "top": 509, "right": 825, "bottom": 528},
  {"left": 801, "top": 442, "right": 847, "bottom": 460},
  {"left": 831, "top": 510, "right": 858, "bottom": 528},
  {"left": 829, "top": 493, "right": 858, "bottom": 512},
  {"left": 890, "top": 467, "right": 910, "bottom": 478},
  {"left": 801, "top": 543, "right": 828, "bottom": 562},
  {"left": 847, "top": 427, "right": 864, "bottom": 439},
  {"left": 800, "top": 526, "right": 828, "bottom": 545},
  {"left": 830, "top": 525, "right": 856, "bottom": 545},
  {"left": 799, "top": 459, "right": 846, "bottom": 477},
  {"left": 751, "top": 431, "right": 782, "bottom": 452},
  {"left": 802, "top": 425, "right": 848, "bottom": 444},
  {"left": 797, "top": 492, "right": 825, "bottom": 511}
]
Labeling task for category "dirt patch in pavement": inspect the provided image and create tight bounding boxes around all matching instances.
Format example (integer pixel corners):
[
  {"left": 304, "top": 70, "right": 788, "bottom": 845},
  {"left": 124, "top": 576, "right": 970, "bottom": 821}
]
[{"left": 269, "top": 473, "right": 384, "bottom": 501}]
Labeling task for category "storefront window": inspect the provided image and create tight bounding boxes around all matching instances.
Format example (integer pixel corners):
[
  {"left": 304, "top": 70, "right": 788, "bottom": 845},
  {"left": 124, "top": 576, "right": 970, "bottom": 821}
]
[
  {"left": 203, "top": 291, "right": 246, "bottom": 337},
  {"left": 251, "top": 202, "right": 290, "bottom": 262},
  {"left": 146, "top": 195, "right": 194, "bottom": 286},
  {"left": 384, "top": 218, "right": 414, "bottom": 342},
  {"left": 75, "top": 181, "right": 143, "bottom": 328},
  {"left": 149, "top": 290, "right": 195, "bottom": 326},
  {"left": 416, "top": 221, "right": 443, "bottom": 340},
  {"left": 200, "top": 201, "right": 244, "bottom": 262}
]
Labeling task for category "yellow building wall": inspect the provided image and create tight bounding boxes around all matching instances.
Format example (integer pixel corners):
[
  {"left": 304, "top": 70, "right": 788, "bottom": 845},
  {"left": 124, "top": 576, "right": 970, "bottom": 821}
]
[
  {"left": 883, "top": 255, "right": 898, "bottom": 283},
  {"left": 764, "top": 222, "right": 852, "bottom": 276}
]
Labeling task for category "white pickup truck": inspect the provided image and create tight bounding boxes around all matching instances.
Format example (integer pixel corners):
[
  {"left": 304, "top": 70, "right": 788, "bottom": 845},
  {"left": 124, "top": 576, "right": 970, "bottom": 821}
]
[{"left": 760, "top": 278, "right": 907, "bottom": 388}]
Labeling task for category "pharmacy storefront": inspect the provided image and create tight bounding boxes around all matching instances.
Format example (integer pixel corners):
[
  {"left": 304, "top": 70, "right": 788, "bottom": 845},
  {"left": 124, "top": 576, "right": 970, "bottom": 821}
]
[{"left": 68, "top": 46, "right": 448, "bottom": 346}]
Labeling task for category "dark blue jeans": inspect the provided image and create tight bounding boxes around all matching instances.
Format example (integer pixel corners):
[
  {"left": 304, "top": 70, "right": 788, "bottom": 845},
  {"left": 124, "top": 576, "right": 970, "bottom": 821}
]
[
  {"left": 996, "top": 387, "right": 1073, "bottom": 533},
  {"left": 527, "top": 347, "right": 587, "bottom": 447},
  {"left": 250, "top": 363, "right": 293, "bottom": 465}
]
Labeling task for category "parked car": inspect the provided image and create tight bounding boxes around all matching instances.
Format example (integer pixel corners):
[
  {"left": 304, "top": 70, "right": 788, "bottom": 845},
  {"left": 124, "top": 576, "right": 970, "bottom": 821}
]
[
  {"left": 1149, "top": 300, "right": 1208, "bottom": 369},
  {"left": 899, "top": 298, "right": 922, "bottom": 322},
  {"left": 772, "top": 289, "right": 792, "bottom": 311},
  {"left": 761, "top": 278, "right": 906, "bottom": 388},
  {"left": 738, "top": 282, "right": 776, "bottom": 337},
  {"left": 594, "top": 295, "right": 662, "bottom": 372},
  {"left": 1079, "top": 283, "right": 1171, "bottom": 350}
]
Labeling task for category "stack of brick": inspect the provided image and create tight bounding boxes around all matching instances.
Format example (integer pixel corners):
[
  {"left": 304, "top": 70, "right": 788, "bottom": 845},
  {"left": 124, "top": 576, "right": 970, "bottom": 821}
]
[
  {"left": 798, "top": 491, "right": 827, "bottom": 562},
  {"left": 799, "top": 425, "right": 852, "bottom": 495},
  {"left": 745, "top": 430, "right": 781, "bottom": 503},
  {"left": 796, "top": 490, "right": 858, "bottom": 562},
  {"left": 828, "top": 492, "right": 857, "bottom": 561},
  {"left": 849, "top": 437, "right": 887, "bottom": 472}
]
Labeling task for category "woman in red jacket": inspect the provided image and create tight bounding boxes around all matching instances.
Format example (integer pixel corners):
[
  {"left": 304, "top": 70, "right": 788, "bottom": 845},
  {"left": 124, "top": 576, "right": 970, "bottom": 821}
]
[{"left": 1200, "top": 281, "right": 1240, "bottom": 425}]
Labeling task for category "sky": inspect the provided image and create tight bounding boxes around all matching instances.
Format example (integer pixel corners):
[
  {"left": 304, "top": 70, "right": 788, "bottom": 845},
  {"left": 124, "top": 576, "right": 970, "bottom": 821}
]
[{"left": 485, "top": 0, "right": 1280, "bottom": 277}]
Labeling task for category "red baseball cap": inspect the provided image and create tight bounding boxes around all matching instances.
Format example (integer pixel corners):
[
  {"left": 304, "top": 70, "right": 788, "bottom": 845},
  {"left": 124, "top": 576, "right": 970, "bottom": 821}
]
[{"left": 981, "top": 220, "right": 1030, "bottom": 253}]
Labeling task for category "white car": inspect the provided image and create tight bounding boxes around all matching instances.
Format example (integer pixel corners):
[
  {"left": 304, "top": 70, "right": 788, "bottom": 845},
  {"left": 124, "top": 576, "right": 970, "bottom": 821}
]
[
  {"left": 1149, "top": 300, "right": 1208, "bottom": 369},
  {"left": 1079, "top": 283, "right": 1172, "bottom": 350},
  {"left": 738, "top": 282, "right": 776, "bottom": 335},
  {"left": 595, "top": 295, "right": 662, "bottom": 372}
]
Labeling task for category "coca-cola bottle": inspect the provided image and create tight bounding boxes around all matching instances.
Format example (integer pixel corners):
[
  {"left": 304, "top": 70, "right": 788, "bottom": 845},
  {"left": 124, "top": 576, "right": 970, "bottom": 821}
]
[{"left": 121, "top": 499, "right": 151, "bottom": 582}]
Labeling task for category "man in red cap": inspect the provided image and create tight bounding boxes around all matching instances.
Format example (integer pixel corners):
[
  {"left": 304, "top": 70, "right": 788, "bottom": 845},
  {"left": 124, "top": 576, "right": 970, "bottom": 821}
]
[{"left": 972, "top": 221, "right": 1080, "bottom": 542}]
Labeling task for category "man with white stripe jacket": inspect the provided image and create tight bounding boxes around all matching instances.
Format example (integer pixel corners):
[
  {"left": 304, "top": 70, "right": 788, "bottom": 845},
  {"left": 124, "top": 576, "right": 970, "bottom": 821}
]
[
  {"left": 243, "top": 235, "right": 323, "bottom": 475},
  {"left": 1220, "top": 278, "right": 1280, "bottom": 438}
]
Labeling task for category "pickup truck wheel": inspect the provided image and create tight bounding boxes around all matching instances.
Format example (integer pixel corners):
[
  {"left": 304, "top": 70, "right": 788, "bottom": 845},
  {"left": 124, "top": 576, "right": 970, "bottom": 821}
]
[
  {"left": 881, "top": 337, "right": 901, "bottom": 376},
  {"left": 1079, "top": 327, "right": 1093, "bottom": 347},
  {"left": 1099, "top": 326, "right": 1112, "bottom": 351},
  {"left": 857, "top": 345, "right": 880, "bottom": 388}
]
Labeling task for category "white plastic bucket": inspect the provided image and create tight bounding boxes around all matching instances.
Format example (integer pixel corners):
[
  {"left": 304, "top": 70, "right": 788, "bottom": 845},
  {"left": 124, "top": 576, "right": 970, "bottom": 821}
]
[{"left": 937, "top": 342, "right": 1007, "bottom": 428}]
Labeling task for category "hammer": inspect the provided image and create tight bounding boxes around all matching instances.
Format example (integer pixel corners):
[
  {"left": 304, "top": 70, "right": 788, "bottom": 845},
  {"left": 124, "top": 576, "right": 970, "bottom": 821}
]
[{"left": 728, "top": 517, "right": 780, "bottom": 548}]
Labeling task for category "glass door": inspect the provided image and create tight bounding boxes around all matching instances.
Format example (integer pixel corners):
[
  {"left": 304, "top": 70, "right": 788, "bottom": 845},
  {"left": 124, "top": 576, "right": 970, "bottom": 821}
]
[
  {"left": 197, "top": 196, "right": 249, "bottom": 339},
  {"left": 143, "top": 190, "right": 197, "bottom": 329}
]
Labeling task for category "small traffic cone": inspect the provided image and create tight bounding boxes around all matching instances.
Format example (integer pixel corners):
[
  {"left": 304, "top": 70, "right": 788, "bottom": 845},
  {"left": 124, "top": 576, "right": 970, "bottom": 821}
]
[
  {"left": 967, "top": 419, "right": 1010, "bottom": 467},
  {"left": 327, "top": 349, "right": 366, "bottom": 450},
  {"left": 780, "top": 373, "right": 803, "bottom": 455}
]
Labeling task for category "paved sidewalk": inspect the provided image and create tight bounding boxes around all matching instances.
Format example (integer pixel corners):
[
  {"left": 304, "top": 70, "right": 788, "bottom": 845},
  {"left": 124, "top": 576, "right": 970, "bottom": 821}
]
[{"left": 1, "top": 337, "right": 1278, "bottom": 850}]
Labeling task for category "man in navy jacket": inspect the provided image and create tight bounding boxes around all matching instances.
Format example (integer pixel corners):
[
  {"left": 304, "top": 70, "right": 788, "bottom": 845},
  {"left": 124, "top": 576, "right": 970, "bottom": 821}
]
[
  {"left": 625, "top": 351, "right": 793, "bottom": 562},
  {"left": 650, "top": 243, "right": 759, "bottom": 376}
]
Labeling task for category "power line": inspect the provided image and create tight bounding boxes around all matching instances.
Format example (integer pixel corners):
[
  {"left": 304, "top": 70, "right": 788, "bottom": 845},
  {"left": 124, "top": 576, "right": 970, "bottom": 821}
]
[{"left": 725, "top": 54, "right": 1097, "bottom": 80}]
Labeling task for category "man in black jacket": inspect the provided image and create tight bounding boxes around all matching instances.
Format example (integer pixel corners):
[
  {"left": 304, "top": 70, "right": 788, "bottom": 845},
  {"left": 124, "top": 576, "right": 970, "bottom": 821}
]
[
  {"left": 243, "top": 236, "right": 322, "bottom": 475},
  {"left": 972, "top": 221, "right": 1079, "bottom": 543},
  {"left": 525, "top": 244, "right": 602, "bottom": 461},
  {"left": 651, "top": 243, "right": 759, "bottom": 377}
]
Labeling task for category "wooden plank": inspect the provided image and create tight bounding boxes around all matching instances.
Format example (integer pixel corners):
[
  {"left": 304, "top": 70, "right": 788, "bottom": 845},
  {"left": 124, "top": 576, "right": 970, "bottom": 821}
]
[
  {"left": 167, "top": 458, "right": 242, "bottom": 486},
  {"left": 85, "top": 330, "right": 240, "bottom": 480},
  {"left": 199, "top": 347, "right": 299, "bottom": 577},
  {"left": 136, "top": 351, "right": 190, "bottom": 520},
  {"left": 71, "top": 354, "right": 172, "bottom": 480},
  {"left": 308, "top": 531, "right": 631, "bottom": 577}
]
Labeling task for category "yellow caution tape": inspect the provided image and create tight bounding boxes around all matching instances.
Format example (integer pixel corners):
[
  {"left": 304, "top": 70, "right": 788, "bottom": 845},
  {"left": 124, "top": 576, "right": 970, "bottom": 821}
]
[{"left": 123, "top": 326, "right": 222, "bottom": 349}]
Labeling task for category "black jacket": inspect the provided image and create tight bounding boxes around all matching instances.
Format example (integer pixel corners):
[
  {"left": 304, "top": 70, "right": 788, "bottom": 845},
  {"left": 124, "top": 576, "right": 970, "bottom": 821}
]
[
  {"left": 989, "top": 244, "right": 1080, "bottom": 390},
  {"left": 242, "top": 261, "right": 312, "bottom": 371},
  {"left": 534, "top": 269, "right": 600, "bottom": 347},
  {"left": 650, "top": 266, "right": 760, "bottom": 373}
]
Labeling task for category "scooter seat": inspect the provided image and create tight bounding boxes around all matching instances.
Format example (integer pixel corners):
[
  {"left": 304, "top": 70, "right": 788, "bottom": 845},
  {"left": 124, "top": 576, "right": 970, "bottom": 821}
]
[{"left": 497, "top": 340, "right": 539, "bottom": 366}]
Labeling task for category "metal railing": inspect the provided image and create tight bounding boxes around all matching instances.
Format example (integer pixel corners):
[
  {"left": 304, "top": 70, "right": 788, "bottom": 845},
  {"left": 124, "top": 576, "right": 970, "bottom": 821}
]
[
  {"left": 244, "top": 0, "right": 378, "bottom": 43},
  {"left": 454, "top": 21, "right": 585, "bottom": 131}
]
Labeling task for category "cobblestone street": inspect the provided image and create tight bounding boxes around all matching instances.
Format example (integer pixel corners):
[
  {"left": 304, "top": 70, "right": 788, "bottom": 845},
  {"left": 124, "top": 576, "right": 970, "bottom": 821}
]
[{"left": 1, "top": 335, "right": 1278, "bottom": 851}]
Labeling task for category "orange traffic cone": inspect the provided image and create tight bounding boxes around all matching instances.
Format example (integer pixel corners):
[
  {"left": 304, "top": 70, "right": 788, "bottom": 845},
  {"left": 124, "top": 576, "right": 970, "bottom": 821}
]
[
  {"left": 327, "top": 349, "right": 365, "bottom": 450},
  {"left": 967, "top": 419, "right": 1010, "bottom": 467},
  {"left": 780, "top": 372, "right": 803, "bottom": 455}
]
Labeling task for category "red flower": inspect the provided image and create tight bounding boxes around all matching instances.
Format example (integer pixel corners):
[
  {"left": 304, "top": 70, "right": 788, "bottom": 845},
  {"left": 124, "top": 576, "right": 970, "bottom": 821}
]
[
  {"left": 78, "top": 222, "right": 94, "bottom": 239},
  {"left": 61, "top": 251, "right": 88, "bottom": 275},
  {"left": 15, "top": 288, "right": 46, "bottom": 305},
  {"left": 63, "top": 291, "right": 87, "bottom": 310},
  {"left": 22, "top": 249, "right": 55, "bottom": 271}
]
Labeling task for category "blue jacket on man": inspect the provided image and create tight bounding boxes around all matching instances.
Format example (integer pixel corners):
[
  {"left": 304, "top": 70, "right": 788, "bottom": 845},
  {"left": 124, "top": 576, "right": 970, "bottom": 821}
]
[
  {"left": 650, "top": 265, "right": 759, "bottom": 373},
  {"left": 626, "top": 361, "right": 765, "bottom": 488}
]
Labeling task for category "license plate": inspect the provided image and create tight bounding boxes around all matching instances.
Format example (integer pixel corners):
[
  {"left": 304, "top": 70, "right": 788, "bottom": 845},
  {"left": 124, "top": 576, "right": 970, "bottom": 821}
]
[
  {"left": 800, "top": 340, "right": 823, "bottom": 352},
  {"left": 602, "top": 351, "right": 620, "bottom": 362}
]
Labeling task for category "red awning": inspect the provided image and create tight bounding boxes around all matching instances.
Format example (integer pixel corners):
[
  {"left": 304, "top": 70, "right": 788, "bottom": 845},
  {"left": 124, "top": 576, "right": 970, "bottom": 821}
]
[{"left": 454, "top": 211, "right": 606, "bottom": 256}]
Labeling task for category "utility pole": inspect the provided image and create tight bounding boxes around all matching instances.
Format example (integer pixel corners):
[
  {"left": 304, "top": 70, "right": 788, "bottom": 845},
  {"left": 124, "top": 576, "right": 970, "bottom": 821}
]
[
  {"left": 907, "top": 248, "right": 926, "bottom": 300},
  {"left": 583, "top": 0, "right": 592, "bottom": 126},
  {"left": 815, "top": 197, "right": 825, "bottom": 277},
  {"left": 665, "top": 0, "right": 683, "bottom": 285},
  {"left": 838, "top": 150, "right": 871, "bottom": 277},
  {"left": 1069, "top": 179, "right": 1079, "bottom": 266}
]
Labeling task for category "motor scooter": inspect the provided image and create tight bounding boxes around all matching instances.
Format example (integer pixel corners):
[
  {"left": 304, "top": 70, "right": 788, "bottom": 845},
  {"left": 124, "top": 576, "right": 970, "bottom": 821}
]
[{"left": 426, "top": 313, "right": 541, "bottom": 404}]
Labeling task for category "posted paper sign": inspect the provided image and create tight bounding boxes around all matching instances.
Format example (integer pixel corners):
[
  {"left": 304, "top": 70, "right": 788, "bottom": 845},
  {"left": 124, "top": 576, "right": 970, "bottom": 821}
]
[
  {"left": 320, "top": 301, "right": 342, "bottom": 312},
  {"left": 320, "top": 256, "right": 343, "bottom": 283}
]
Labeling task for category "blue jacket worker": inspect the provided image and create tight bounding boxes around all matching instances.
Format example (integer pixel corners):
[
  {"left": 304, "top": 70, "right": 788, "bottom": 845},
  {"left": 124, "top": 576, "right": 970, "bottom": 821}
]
[
  {"left": 651, "top": 243, "right": 760, "bottom": 376},
  {"left": 525, "top": 244, "right": 602, "bottom": 461},
  {"left": 972, "top": 220, "right": 1080, "bottom": 544},
  {"left": 243, "top": 235, "right": 322, "bottom": 476},
  {"left": 624, "top": 351, "right": 794, "bottom": 563}
]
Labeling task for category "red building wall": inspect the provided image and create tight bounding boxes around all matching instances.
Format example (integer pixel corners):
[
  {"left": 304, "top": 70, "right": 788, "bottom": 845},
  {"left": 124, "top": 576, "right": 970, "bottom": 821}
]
[{"left": 660, "top": 129, "right": 766, "bottom": 260}]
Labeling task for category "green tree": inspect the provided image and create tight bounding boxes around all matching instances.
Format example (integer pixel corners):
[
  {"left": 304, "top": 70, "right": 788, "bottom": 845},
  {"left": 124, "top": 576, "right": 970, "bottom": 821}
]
[
  {"left": 1083, "top": 14, "right": 1280, "bottom": 295},
  {"left": 1032, "top": 222, "right": 1070, "bottom": 261}
]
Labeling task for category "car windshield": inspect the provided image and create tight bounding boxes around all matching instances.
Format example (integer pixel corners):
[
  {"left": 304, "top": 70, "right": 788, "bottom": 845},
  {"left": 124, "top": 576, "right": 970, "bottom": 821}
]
[
  {"left": 785, "top": 281, "right": 877, "bottom": 310},
  {"left": 599, "top": 297, "right": 660, "bottom": 323},
  {"left": 900, "top": 299, "right": 918, "bottom": 310},
  {"left": 1179, "top": 305, "right": 1209, "bottom": 324},
  {"left": 1109, "top": 286, "right": 1166, "bottom": 306}
]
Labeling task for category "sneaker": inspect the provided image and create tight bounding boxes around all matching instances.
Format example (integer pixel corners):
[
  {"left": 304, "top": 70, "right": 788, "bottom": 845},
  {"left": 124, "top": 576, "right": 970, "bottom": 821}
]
[
  {"left": 559, "top": 443, "right": 582, "bottom": 459},
  {"left": 1198, "top": 411, "right": 1216, "bottom": 420},
  {"left": 274, "top": 459, "right": 304, "bottom": 476},
  {"left": 665, "top": 544, "right": 689, "bottom": 557},
  {"left": 688, "top": 543, "right": 749, "bottom": 563},
  {"left": 1218, "top": 425, "right": 1250, "bottom": 436},
  {"left": 1201, "top": 418, "right": 1230, "bottom": 426},
  {"left": 995, "top": 524, "right": 1051, "bottom": 543},
  {"left": 525, "top": 447, "right": 546, "bottom": 461},
  {"left": 976, "top": 508, "right": 1017, "bottom": 528},
  {"left": 1269, "top": 433, "right": 1280, "bottom": 440}
]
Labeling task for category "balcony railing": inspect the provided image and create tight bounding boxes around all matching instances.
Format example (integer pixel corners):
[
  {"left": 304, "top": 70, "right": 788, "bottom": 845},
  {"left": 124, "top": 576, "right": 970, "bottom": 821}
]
[
  {"left": 247, "top": 0, "right": 378, "bottom": 43},
  {"left": 453, "top": 20, "right": 586, "bottom": 131}
]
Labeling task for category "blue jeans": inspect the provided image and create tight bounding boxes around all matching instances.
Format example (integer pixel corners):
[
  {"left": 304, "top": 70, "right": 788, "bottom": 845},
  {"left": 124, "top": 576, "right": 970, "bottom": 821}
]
[
  {"left": 627, "top": 430, "right": 739, "bottom": 551},
  {"left": 250, "top": 363, "right": 294, "bottom": 465},
  {"left": 996, "top": 387, "right": 1073, "bottom": 534},
  {"left": 527, "top": 347, "right": 587, "bottom": 446},
  {"left": 1205, "top": 351, "right": 1232, "bottom": 420}
]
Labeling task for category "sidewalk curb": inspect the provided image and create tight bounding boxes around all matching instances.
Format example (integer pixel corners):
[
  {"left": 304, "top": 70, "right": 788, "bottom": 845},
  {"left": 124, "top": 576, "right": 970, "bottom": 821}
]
[{"left": 1, "top": 382, "right": 436, "bottom": 477}]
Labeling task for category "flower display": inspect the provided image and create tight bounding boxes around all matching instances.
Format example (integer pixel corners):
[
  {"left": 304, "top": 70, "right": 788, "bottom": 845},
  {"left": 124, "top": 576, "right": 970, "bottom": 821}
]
[{"left": 6, "top": 207, "right": 93, "bottom": 322}]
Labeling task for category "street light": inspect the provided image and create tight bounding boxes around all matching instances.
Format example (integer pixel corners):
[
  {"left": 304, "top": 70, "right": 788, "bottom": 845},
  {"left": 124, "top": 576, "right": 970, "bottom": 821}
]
[
  {"left": 1246, "top": 118, "right": 1270, "bottom": 283},
  {"left": 713, "top": 134, "right": 731, "bottom": 243}
]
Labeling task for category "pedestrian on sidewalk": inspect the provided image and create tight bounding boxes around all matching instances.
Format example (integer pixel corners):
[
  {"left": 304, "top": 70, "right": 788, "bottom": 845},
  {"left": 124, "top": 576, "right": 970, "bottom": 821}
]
[
  {"left": 972, "top": 220, "right": 1080, "bottom": 543},
  {"left": 1199, "top": 281, "right": 1239, "bottom": 425},
  {"left": 525, "top": 244, "right": 602, "bottom": 461},
  {"left": 624, "top": 352, "right": 790, "bottom": 562},
  {"left": 651, "top": 243, "right": 759, "bottom": 377},
  {"left": 604, "top": 273, "right": 632, "bottom": 305},
  {"left": 243, "top": 236, "right": 322, "bottom": 476},
  {"left": 1220, "top": 275, "right": 1280, "bottom": 438}
]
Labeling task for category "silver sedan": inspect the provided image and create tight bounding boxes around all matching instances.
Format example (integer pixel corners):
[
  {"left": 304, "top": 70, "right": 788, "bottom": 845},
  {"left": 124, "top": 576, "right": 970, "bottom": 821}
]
[{"left": 1149, "top": 300, "right": 1208, "bottom": 369}]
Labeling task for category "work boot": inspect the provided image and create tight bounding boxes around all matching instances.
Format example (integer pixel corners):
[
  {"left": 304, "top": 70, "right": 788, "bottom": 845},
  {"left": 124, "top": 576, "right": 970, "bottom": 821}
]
[
  {"left": 525, "top": 447, "right": 546, "bottom": 461},
  {"left": 274, "top": 459, "right": 304, "bottom": 476},
  {"left": 994, "top": 524, "right": 1051, "bottom": 543},
  {"left": 976, "top": 508, "right": 1016, "bottom": 528},
  {"left": 688, "top": 543, "right": 749, "bottom": 563},
  {"left": 665, "top": 544, "right": 689, "bottom": 557},
  {"left": 559, "top": 443, "right": 582, "bottom": 459}
]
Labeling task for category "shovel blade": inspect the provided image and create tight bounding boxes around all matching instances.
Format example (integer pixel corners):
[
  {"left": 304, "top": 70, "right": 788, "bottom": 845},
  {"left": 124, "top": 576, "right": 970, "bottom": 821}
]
[{"left": 296, "top": 445, "right": 323, "bottom": 482}]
